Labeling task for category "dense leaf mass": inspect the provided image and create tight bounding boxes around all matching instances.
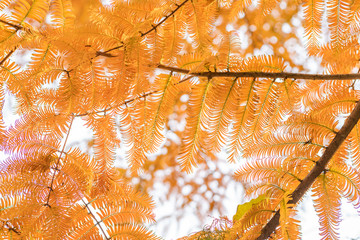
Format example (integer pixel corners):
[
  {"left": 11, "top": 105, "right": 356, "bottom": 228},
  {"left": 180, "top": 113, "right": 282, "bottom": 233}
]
[{"left": 0, "top": 0, "right": 360, "bottom": 239}]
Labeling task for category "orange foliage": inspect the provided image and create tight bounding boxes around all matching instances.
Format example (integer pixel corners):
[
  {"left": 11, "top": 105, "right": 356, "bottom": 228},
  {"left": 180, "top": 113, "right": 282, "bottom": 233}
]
[{"left": 0, "top": 0, "right": 360, "bottom": 239}]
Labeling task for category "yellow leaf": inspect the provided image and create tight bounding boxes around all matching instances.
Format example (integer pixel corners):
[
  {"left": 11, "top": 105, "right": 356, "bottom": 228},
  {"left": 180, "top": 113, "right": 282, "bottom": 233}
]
[{"left": 233, "top": 194, "right": 268, "bottom": 222}]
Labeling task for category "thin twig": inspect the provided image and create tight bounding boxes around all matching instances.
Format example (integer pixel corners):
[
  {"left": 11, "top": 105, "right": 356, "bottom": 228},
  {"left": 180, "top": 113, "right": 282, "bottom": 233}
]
[
  {"left": 74, "top": 75, "right": 193, "bottom": 117},
  {"left": 81, "top": 199, "right": 110, "bottom": 240},
  {"left": 95, "top": 0, "right": 189, "bottom": 56},
  {"left": 0, "top": 19, "right": 22, "bottom": 30},
  {"left": 140, "top": 0, "right": 189, "bottom": 37},
  {"left": 3, "top": 221, "right": 20, "bottom": 235},
  {"left": 0, "top": 49, "right": 15, "bottom": 66},
  {"left": 45, "top": 116, "right": 75, "bottom": 207},
  {"left": 158, "top": 64, "right": 360, "bottom": 80},
  {"left": 256, "top": 99, "right": 360, "bottom": 240}
]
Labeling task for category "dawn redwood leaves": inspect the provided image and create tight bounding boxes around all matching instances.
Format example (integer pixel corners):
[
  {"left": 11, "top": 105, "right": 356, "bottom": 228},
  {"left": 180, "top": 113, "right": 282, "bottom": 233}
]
[{"left": 0, "top": 0, "right": 360, "bottom": 239}]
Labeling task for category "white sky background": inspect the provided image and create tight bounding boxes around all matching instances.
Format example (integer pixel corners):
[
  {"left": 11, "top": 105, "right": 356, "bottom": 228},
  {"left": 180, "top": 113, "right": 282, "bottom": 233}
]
[{"left": 1, "top": 1, "right": 360, "bottom": 239}]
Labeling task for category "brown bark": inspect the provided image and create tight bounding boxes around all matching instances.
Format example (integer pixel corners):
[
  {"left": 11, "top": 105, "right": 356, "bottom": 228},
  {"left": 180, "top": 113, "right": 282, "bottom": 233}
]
[
  {"left": 256, "top": 99, "right": 360, "bottom": 240},
  {"left": 158, "top": 63, "right": 360, "bottom": 239},
  {"left": 158, "top": 64, "right": 360, "bottom": 80}
]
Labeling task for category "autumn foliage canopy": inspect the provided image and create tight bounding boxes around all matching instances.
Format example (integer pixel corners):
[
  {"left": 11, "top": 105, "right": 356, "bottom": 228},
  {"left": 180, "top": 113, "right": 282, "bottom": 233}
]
[{"left": 1, "top": 0, "right": 360, "bottom": 239}]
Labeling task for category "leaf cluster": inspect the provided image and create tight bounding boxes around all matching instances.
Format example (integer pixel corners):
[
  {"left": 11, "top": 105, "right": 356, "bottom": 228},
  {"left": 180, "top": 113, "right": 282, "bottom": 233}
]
[{"left": 0, "top": 0, "right": 360, "bottom": 239}]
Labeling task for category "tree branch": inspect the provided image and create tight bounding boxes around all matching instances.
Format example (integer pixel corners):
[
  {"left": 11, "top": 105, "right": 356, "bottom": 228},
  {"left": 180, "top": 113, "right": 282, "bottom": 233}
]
[
  {"left": 158, "top": 64, "right": 360, "bottom": 80},
  {"left": 256, "top": 99, "right": 360, "bottom": 240},
  {"left": 140, "top": 0, "right": 189, "bottom": 37},
  {"left": 69, "top": 0, "right": 189, "bottom": 74},
  {"left": 96, "top": 0, "right": 189, "bottom": 56},
  {"left": 45, "top": 116, "right": 74, "bottom": 207},
  {"left": 0, "top": 19, "right": 22, "bottom": 30},
  {"left": 0, "top": 49, "right": 16, "bottom": 66},
  {"left": 74, "top": 75, "right": 193, "bottom": 117},
  {"left": 81, "top": 198, "right": 110, "bottom": 240},
  {"left": 2, "top": 221, "right": 21, "bottom": 235}
]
